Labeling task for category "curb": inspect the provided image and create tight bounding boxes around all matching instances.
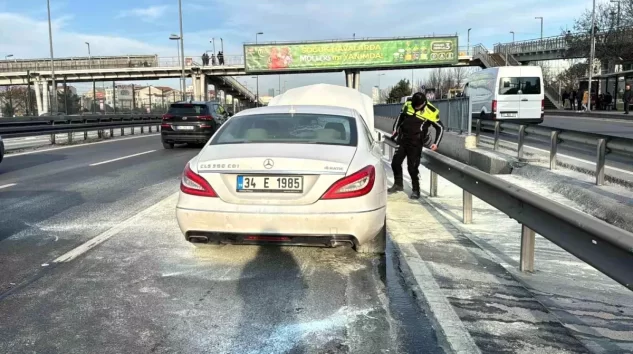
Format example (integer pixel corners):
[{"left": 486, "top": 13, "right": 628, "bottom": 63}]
[{"left": 388, "top": 237, "right": 481, "bottom": 354}]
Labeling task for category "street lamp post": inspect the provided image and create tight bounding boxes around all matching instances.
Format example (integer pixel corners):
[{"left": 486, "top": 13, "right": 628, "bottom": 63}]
[
  {"left": 46, "top": 0, "right": 57, "bottom": 113},
  {"left": 588, "top": 0, "right": 597, "bottom": 112},
  {"left": 5, "top": 55, "right": 13, "bottom": 114},
  {"left": 467, "top": 28, "right": 471, "bottom": 55},
  {"left": 535, "top": 17, "right": 544, "bottom": 39},
  {"left": 255, "top": 32, "right": 263, "bottom": 106},
  {"left": 378, "top": 73, "right": 385, "bottom": 103},
  {"left": 178, "top": 0, "right": 186, "bottom": 101},
  {"left": 85, "top": 42, "right": 91, "bottom": 68},
  {"left": 506, "top": 31, "right": 515, "bottom": 66},
  {"left": 220, "top": 38, "right": 224, "bottom": 53},
  {"left": 169, "top": 34, "right": 182, "bottom": 96},
  {"left": 211, "top": 38, "right": 216, "bottom": 56}
]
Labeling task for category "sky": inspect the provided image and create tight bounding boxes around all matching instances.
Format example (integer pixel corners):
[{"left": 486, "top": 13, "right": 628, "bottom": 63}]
[{"left": 0, "top": 0, "right": 595, "bottom": 97}]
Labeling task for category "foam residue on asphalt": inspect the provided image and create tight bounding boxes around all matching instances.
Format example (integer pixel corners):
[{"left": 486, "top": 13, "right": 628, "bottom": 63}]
[{"left": 383, "top": 156, "right": 633, "bottom": 353}]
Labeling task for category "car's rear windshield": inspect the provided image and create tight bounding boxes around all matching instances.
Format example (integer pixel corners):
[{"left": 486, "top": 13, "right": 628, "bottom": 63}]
[
  {"left": 167, "top": 104, "right": 209, "bottom": 115},
  {"left": 498, "top": 77, "right": 541, "bottom": 95},
  {"left": 209, "top": 113, "right": 358, "bottom": 147}
]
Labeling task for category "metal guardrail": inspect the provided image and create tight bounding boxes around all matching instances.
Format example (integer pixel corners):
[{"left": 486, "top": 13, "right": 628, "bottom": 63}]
[
  {"left": 473, "top": 119, "right": 633, "bottom": 186},
  {"left": 377, "top": 131, "right": 633, "bottom": 290},
  {"left": 373, "top": 97, "right": 472, "bottom": 135},
  {"left": 0, "top": 114, "right": 162, "bottom": 139}
]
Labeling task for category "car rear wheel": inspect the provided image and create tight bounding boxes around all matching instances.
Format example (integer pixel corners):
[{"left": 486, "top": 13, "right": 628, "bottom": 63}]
[
  {"left": 162, "top": 141, "right": 174, "bottom": 149},
  {"left": 356, "top": 218, "right": 386, "bottom": 254}
]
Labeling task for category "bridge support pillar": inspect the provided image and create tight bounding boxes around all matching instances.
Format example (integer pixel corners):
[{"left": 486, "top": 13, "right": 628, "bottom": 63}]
[
  {"left": 34, "top": 80, "right": 43, "bottom": 115},
  {"left": 192, "top": 74, "right": 208, "bottom": 101},
  {"left": 41, "top": 81, "right": 50, "bottom": 115},
  {"left": 344, "top": 70, "right": 361, "bottom": 90}
]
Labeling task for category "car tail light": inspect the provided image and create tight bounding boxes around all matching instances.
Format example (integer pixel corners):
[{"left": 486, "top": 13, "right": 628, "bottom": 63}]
[
  {"left": 491, "top": 100, "right": 497, "bottom": 119},
  {"left": 181, "top": 163, "right": 218, "bottom": 197},
  {"left": 161, "top": 123, "right": 171, "bottom": 128},
  {"left": 321, "top": 166, "right": 375, "bottom": 200},
  {"left": 198, "top": 115, "right": 214, "bottom": 121},
  {"left": 162, "top": 114, "right": 173, "bottom": 120},
  {"left": 541, "top": 99, "right": 545, "bottom": 112}
]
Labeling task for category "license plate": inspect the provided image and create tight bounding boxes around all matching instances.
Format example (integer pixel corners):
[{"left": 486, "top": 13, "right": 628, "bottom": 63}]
[
  {"left": 236, "top": 175, "right": 303, "bottom": 193},
  {"left": 177, "top": 125, "right": 195, "bottom": 130},
  {"left": 501, "top": 113, "right": 517, "bottom": 118}
]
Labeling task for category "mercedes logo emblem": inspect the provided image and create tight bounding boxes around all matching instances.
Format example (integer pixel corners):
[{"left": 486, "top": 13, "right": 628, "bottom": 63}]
[
  {"left": 182, "top": 117, "right": 188, "bottom": 120},
  {"left": 263, "top": 159, "right": 274, "bottom": 169}
]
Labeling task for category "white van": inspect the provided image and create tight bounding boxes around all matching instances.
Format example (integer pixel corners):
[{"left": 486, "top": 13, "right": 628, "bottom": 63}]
[{"left": 464, "top": 66, "right": 544, "bottom": 124}]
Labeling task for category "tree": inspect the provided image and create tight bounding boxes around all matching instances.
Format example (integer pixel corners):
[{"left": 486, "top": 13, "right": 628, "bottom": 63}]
[
  {"left": 452, "top": 67, "right": 478, "bottom": 88},
  {"left": 387, "top": 79, "right": 411, "bottom": 103},
  {"left": 556, "top": 62, "right": 590, "bottom": 91},
  {"left": 564, "top": 2, "right": 633, "bottom": 65},
  {"left": 57, "top": 90, "right": 82, "bottom": 115},
  {"left": 2, "top": 102, "right": 15, "bottom": 117}
]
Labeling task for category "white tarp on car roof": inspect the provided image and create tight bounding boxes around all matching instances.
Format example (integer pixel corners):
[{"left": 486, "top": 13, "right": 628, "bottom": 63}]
[{"left": 268, "top": 84, "right": 376, "bottom": 139}]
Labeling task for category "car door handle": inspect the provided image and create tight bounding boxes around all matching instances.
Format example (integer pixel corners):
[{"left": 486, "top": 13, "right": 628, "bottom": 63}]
[{"left": 521, "top": 99, "right": 528, "bottom": 101}]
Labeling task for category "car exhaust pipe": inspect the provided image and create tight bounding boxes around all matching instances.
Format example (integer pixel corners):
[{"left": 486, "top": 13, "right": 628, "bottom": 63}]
[{"left": 188, "top": 235, "right": 209, "bottom": 243}]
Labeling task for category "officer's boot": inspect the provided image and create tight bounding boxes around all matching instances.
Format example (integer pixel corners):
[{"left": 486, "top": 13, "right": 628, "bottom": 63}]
[
  {"left": 388, "top": 174, "right": 404, "bottom": 194},
  {"left": 410, "top": 175, "right": 421, "bottom": 199}
]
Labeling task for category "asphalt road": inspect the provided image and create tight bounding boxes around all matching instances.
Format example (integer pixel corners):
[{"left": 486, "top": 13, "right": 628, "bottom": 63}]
[{"left": 0, "top": 136, "right": 442, "bottom": 353}]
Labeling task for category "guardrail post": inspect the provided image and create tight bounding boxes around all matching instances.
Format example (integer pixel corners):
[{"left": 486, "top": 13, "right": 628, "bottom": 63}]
[
  {"left": 109, "top": 128, "right": 114, "bottom": 138},
  {"left": 550, "top": 131, "right": 559, "bottom": 170},
  {"left": 50, "top": 133, "right": 56, "bottom": 144},
  {"left": 430, "top": 171, "right": 438, "bottom": 197},
  {"left": 519, "top": 225, "right": 535, "bottom": 273},
  {"left": 517, "top": 125, "right": 526, "bottom": 159},
  {"left": 121, "top": 128, "right": 125, "bottom": 136},
  {"left": 68, "top": 132, "right": 73, "bottom": 143},
  {"left": 141, "top": 126, "right": 145, "bottom": 134},
  {"left": 84, "top": 130, "right": 88, "bottom": 140},
  {"left": 493, "top": 121, "right": 501, "bottom": 151},
  {"left": 149, "top": 125, "right": 153, "bottom": 133},
  {"left": 97, "top": 130, "right": 102, "bottom": 139},
  {"left": 596, "top": 138, "right": 606, "bottom": 186},
  {"left": 131, "top": 127, "right": 135, "bottom": 135},
  {"left": 475, "top": 119, "right": 481, "bottom": 144},
  {"left": 463, "top": 190, "right": 472, "bottom": 224}
]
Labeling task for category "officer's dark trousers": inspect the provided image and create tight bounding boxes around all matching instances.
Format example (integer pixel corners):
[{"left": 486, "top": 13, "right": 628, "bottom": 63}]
[{"left": 391, "top": 143, "right": 422, "bottom": 191}]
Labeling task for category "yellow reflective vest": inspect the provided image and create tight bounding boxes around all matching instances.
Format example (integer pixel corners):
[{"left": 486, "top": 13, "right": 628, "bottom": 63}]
[{"left": 401, "top": 101, "right": 440, "bottom": 123}]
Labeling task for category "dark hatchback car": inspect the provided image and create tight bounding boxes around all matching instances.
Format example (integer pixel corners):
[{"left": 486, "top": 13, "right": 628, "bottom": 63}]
[{"left": 160, "top": 101, "right": 230, "bottom": 149}]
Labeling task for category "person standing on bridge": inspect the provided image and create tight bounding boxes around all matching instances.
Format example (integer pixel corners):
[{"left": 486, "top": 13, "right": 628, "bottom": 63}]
[{"left": 388, "top": 92, "right": 444, "bottom": 199}]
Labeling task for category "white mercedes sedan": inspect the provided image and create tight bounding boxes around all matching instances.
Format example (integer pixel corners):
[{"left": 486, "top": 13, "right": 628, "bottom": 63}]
[{"left": 175, "top": 104, "right": 387, "bottom": 253}]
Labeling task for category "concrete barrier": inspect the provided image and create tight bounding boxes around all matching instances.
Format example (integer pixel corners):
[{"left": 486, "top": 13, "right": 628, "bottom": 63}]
[{"left": 435, "top": 131, "right": 513, "bottom": 175}]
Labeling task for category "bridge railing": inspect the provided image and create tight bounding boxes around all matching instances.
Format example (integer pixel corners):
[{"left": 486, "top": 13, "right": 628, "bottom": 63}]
[
  {"left": 0, "top": 55, "right": 160, "bottom": 73},
  {"left": 0, "top": 55, "right": 246, "bottom": 73},
  {"left": 374, "top": 97, "right": 471, "bottom": 135}
]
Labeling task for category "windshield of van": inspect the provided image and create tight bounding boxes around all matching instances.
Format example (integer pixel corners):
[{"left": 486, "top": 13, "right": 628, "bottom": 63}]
[
  {"left": 209, "top": 113, "right": 357, "bottom": 146},
  {"left": 498, "top": 77, "right": 541, "bottom": 95},
  {"left": 167, "top": 104, "right": 209, "bottom": 116}
]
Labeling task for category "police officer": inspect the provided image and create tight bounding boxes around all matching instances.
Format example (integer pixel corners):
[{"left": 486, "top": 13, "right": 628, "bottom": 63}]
[{"left": 388, "top": 92, "right": 444, "bottom": 199}]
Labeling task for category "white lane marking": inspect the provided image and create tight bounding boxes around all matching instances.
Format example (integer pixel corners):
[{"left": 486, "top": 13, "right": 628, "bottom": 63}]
[
  {"left": 5, "top": 134, "right": 158, "bottom": 158},
  {"left": 88, "top": 150, "right": 156, "bottom": 167},
  {"left": 53, "top": 192, "right": 178, "bottom": 263},
  {"left": 489, "top": 137, "right": 633, "bottom": 176},
  {"left": 0, "top": 183, "right": 17, "bottom": 190}
]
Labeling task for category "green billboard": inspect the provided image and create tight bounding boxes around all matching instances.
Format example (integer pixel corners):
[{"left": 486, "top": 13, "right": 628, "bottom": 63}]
[{"left": 244, "top": 37, "right": 458, "bottom": 73}]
